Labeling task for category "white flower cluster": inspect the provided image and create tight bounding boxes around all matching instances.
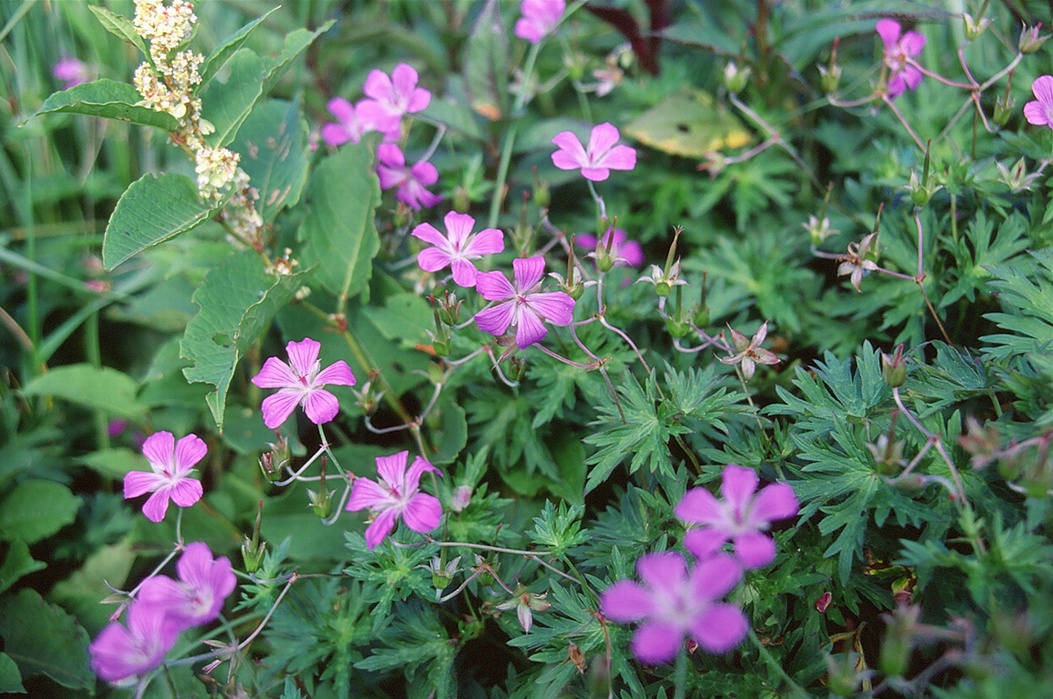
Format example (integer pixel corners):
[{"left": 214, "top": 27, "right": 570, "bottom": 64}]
[{"left": 132, "top": 0, "right": 203, "bottom": 124}]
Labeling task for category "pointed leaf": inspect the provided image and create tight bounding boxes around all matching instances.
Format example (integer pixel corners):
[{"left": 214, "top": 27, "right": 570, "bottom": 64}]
[
  {"left": 0, "top": 540, "right": 45, "bottom": 596},
  {"left": 464, "top": 0, "right": 508, "bottom": 120},
  {"left": 181, "top": 250, "right": 310, "bottom": 431},
  {"left": 0, "top": 589, "right": 93, "bottom": 690},
  {"left": 199, "top": 8, "right": 280, "bottom": 85},
  {"left": 30, "top": 79, "right": 179, "bottom": 131},
  {"left": 298, "top": 141, "right": 381, "bottom": 302},
  {"left": 231, "top": 99, "right": 310, "bottom": 221},
  {"left": 102, "top": 172, "right": 223, "bottom": 270},
  {"left": 87, "top": 5, "right": 147, "bottom": 54},
  {"left": 21, "top": 364, "right": 145, "bottom": 419}
]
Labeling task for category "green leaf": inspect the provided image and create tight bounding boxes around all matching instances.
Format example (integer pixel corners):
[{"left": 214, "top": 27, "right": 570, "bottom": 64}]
[
  {"left": 78, "top": 447, "right": 142, "bottom": 480},
  {"left": 231, "top": 100, "right": 310, "bottom": 221},
  {"left": 181, "top": 250, "right": 310, "bottom": 431},
  {"left": 87, "top": 5, "right": 147, "bottom": 55},
  {"left": 201, "top": 23, "right": 333, "bottom": 147},
  {"left": 199, "top": 8, "right": 280, "bottom": 86},
  {"left": 102, "top": 172, "right": 223, "bottom": 270},
  {"left": 0, "top": 589, "right": 93, "bottom": 689},
  {"left": 0, "top": 540, "right": 46, "bottom": 596},
  {"left": 21, "top": 364, "right": 145, "bottom": 419},
  {"left": 30, "top": 79, "right": 179, "bottom": 131},
  {"left": 427, "top": 398, "right": 467, "bottom": 466},
  {"left": 0, "top": 652, "right": 25, "bottom": 694},
  {"left": 463, "top": 0, "right": 508, "bottom": 120},
  {"left": 420, "top": 98, "right": 486, "bottom": 142},
  {"left": 0, "top": 481, "right": 81, "bottom": 544},
  {"left": 298, "top": 141, "right": 381, "bottom": 302},
  {"left": 625, "top": 89, "right": 752, "bottom": 158}
]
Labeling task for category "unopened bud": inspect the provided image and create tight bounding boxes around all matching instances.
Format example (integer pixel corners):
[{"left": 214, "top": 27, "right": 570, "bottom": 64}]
[
  {"left": 533, "top": 176, "right": 550, "bottom": 209},
  {"left": 818, "top": 63, "right": 842, "bottom": 94},
  {"left": 993, "top": 93, "right": 1014, "bottom": 126},
  {"left": 568, "top": 643, "right": 586, "bottom": 674},
  {"left": 879, "top": 605, "right": 919, "bottom": 678},
  {"left": 241, "top": 500, "right": 267, "bottom": 574},
  {"left": 907, "top": 170, "right": 941, "bottom": 207},
  {"left": 451, "top": 485, "right": 472, "bottom": 512},
  {"left": 453, "top": 186, "right": 470, "bottom": 214},
  {"left": 666, "top": 315, "right": 690, "bottom": 339},
  {"left": 825, "top": 653, "right": 860, "bottom": 696},
  {"left": 881, "top": 344, "right": 907, "bottom": 388},
  {"left": 1019, "top": 23, "right": 1050, "bottom": 54},
  {"left": 962, "top": 13, "right": 992, "bottom": 41},
  {"left": 723, "top": 62, "right": 751, "bottom": 93}
]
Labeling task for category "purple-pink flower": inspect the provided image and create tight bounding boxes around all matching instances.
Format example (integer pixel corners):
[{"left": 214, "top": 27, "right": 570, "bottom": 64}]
[
  {"left": 1023, "top": 75, "right": 1053, "bottom": 129},
  {"left": 358, "top": 63, "right": 431, "bottom": 140},
  {"left": 515, "top": 0, "right": 566, "bottom": 44},
  {"left": 89, "top": 599, "right": 179, "bottom": 684},
  {"left": 251, "top": 337, "right": 356, "bottom": 429},
  {"left": 601, "top": 551, "right": 748, "bottom": 664},
  {"left": 346, "top": 450, "right": 444, "bottom": 550},
  {"left": 475, "top": 257, "right": 576, "bottom": 348},
  {"left": 53, "top": 56, "right": 90, "bottom": 89},
  {"left": 124, "top": 431, "right": 205, "bottom": 523},
  {"left": 377, "top": 143, "right": 443, "bottom": 210},
  {"left": 138, "top": 542, "right": 237, "bottom": 629},
  {"left": 876, "top": 19, "right": 925, "bottom": 99},
  {"left": 321, "top": 97, "right": 374, "bottom": 147},
  {"left": 676, "top": 465, "right": 799, "bottom": 569},
  {"left": 551, "top": 122, "right": 637, "bottom": 182},
  {"left": 412, "top": 211, "right": 505, "bottom": 287},
  {"left": 577, "top": 228, "right": 645, "bottom": 268}
]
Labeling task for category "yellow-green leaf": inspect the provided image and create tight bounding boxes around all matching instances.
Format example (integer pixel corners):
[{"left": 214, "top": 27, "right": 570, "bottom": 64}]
[{"left": 625, "top": 89, "right": 752, "bottom": 158}]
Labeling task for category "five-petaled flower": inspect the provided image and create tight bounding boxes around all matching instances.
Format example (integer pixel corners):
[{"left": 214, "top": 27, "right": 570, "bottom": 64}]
[
  {"left": 876, "top": 19, "right": 926, "bottom": 99},
  {"left": 1023, "top": 75, "right": 1053, "bottom": 129},
  {"left": 124, "top": 431, "right": 205, "bottom": 523},
  {"left": 837, "top": 231, "right": 880, "bottom": 292},
  {"left": 346, "top": 450, "right": 444, "bottom": 550},
  {"left": 600, "top": 551, "right": 748, "bottom": 664},
  {"left": 551, "top": 122, "right": 637, "bottom": 182},
  {"left": 251, "top": 337, "right": 356, "bottom": 429},
  {"left": 53, "top": 56, "right": 91, "bottom": 89},
  {"left": 718, "top": 321, "right": 779, "bottom": 381},
  {"left": 676, "top": 465, "right": 799, "bottom": 569},
  {"left": 515, "top": 0, "right": 566, "bottom": 44},
  {"left": 475, "top": 257, "right": 576, "bottom": 349},
  {"left": 358, "top": 63, "right": 431, "bottom": 140},
  {"left": 412, "top": 211, "right": 505, "bottom": 287},
  {"left": 89, "top": 599, "right": 179, "bottom": 684},
  {"left": 377, "top": 143, "right": 443, "bottom": 210},
  {"left": 321, "top": 97, "right": 373, "bottom": 147},
  {"left": 138, "top": 542, "right": 237, "bottom": 629}
]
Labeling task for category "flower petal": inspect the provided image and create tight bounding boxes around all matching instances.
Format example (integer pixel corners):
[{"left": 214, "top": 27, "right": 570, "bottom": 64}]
[
  {"left": 316, "top": 361, "right": 356, "bottom": 387},
  {"left": 321, "top": 123, "right": 351, "bottom": 147},
  {"left": 475, "top": 270, "right": 515, "bottom": 301},
  {"left": 346, "top": 477, "right": 391, "bottom": 512},
  {"left": 587, "top": 123, "right": 621, "bottom": 157},
  {"left": 168, "top": 478, "right": 203, "bottom": 508},
  {"left": 551, "top": 132, "right": 587, "bottom": 169},
  {"left": 174, "top": 434, "right": 207, "bottom": 473},
  {"left": 684, "top": 528, "right": 730, "bottom": 561},
  {"left": 475, "top": 301, "right": 516, "bottom": 337},
  {"left": 1024, "top": 100, "right": 1052, "bottom": 126},
  {"left": 597, "top": 144, "right": 636, "bottom": 171},
  {"left": 600, "top": 580, "right": 653, "bottom": 622},
  {"left": 363, "top": 507, "right": 399, "bottom": 550},
  {"left": 142, "top": 488, "right": 172, "bottom": 522},
  {"left": 418, "top": 247, "right": 453, "bottom": 273},
  {"left": 900, "top": 30, "right": 926, "bottom": 56},
  {"left": 528, "top": 291, "right": 575, "bottom": 326},
  {"left": 675, "top": 487, "right": 724, "bottom": 526},
  {"left": 875, "top": 19, "right": 902, "bottom": 48},
  {"left": 443, "top": 211, "right": 475, "bottom": 247},
  {"left": 689, "top": 603, "right": 748, "bottom": 653},
  {"left": 512, "top": 256, "right": 546, "bottom": 291},
  {"left": 515, "top": 307, "right": 549, "bottom": 348},
  {"left": 450, "top": 258, "right": 479, "bottom": 287},
  {"left": 260, "top": 390, "right": 302, "bottom": 429},
  {"left": 631, "top": 621, "right": 683, "bottom": 664},
  {"left": 751, "top": 482, "right": 799, "bottom": 523},
  {"left": 411, "top": 222, "right": 449, "bottom": 248},
  {"left": 1033, "top": 75, "right": 1053, "bottom": 106},
  {"left": 690, "top": 553, "right": 742, "bottom": 599},
  {"left": 252, "top": 357, "right": 297, "bottom": 389},
  {"left": 732, "top": 531, "right": 777, "bottom": 569},
  {"left": 142, "top": 431, "right": 175, "bottom": 472},
  {"left": 720, "top": 465, "right": 759, "bottom": 512},
  {"left": 462, "top": 227, "right": 505, "bottom": 256},
  {"left": 637, "top": 551, "right": 687, "bottom": 592},
  {"left": 124, "top": 471, "right": 164, "bottom": 499},
  {"left": 579, "top": 167, "right": 611, "bottom": 182},
  {"left": 375, "top": 451, "right": 410, "bottom": 490},
  {"left": 402, "top": 492, "right": 443, "bottom": 533},
  {"left": 363, "top": 68, "right": 394, "bottom": 103},
  {"left": 285, "top": 338, "right": 321, "bottom": 376}
]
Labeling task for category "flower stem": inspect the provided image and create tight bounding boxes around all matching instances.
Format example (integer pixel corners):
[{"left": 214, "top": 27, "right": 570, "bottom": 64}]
[
  {"left": 748, "top": 629, "right": 811, "bottom": 699},
  {"left": 673, "top": 646, "right": 688, "bottom": 699}
]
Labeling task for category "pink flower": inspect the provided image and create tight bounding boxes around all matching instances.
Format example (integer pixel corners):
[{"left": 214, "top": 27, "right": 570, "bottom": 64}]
[
  {"left": 515, "top": 0, "right": 566, "bottom": 44},
  {"left": 412, "top": 211, "right": 505, "bottom": 287},
  {"left": 475, "top": 257, "right": 576, "bottom": 349},
  {"left": 1023, "top": 75, "right": 1053, "bottom": 128},
  {"left": 551, "top": 122, "right": 637, "bottom": 182},
  {"left": 377, "top": 143, "right": 443, "bottom": 210},
  {"left": 576, "top": 228, "right": 644, "bottom": 268},
  {"left": 138, "top": 542, "right": 237, "bottom": 630},
  {"left": 600, "top": 551, "right": 747, "bottom": 664},
  {"left": 321, "top": 97, "right": 374, "bottom": 147},
  {"left": 89, "top": 599, "right": 179, "bottom": 683},
  {"left": 357, "top": 63, "right": 431, "bottom": 140},
  {"left": 876, "top": 19, "right": 926, "bottom": 99},
  {"left": 346, "top": 450, "right": 444, "bottom": 550},
  {"left": 124, "top": 431, "right": 205, "bottom": 523},
  {"left": 675, "top": 465, "right": 799, "bottom": 569},
  {"left": 251, "top": 337, "right": 356, "bottom": 429},
  {"left": 53, "top": 56, "right": 90, "bottom": 89}
]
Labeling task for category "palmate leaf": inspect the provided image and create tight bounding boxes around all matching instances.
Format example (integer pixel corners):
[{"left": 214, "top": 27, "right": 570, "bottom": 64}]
[{"left": 180, "top": 250, "right": 310, "bottom": 431}]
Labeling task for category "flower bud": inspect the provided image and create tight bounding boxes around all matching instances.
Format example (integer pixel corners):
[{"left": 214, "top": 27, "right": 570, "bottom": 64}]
[
  {"left": 962, "top": 13, "right": 992, "bottom": 41},
  {"left": 259, "top": 434, "right": 290, "bottom": 482},
  {"left": 666, "top": 315, "right": 690, "bottom": 339},
  {"left": 818, "top": 63, "right": 842, "bottom": 94},
  {"left": 241, "top": 500, "right": 267, "bottom": 574},
  {"left": 907, "top": 170, "right": 941, "bottom": 207},
  {"left": 723, "top": 61, "right": 751, "bottom": 93},
  {"left": 451, "top": 485, "right": 472, "bottom": 512},
  {"left": 879, "top": 605, "right": 919, "bottom": 678},
  {"left": 881, "top": 344, "right": 907, "bottom": 388},
  {"left": 453, "top": 185, "right": 470, "bottom": 214},
  {"left": 568, "top": 643, "right": 586, "bottom": 673},
  {"left": 803, "top": 214, "right": 838, "bottom": 246},
  {"left": 1018, "top": 24, "right": 1050, "bottom": 54},
  {"left": 992, "top": 93, "right": 1014, "bottom": 126},
  {"left": 532, "top": 176, "right": 550, "bottom": 209},
  {"left": 825, "top": 653, "right": 861, "bottom": 696}
]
